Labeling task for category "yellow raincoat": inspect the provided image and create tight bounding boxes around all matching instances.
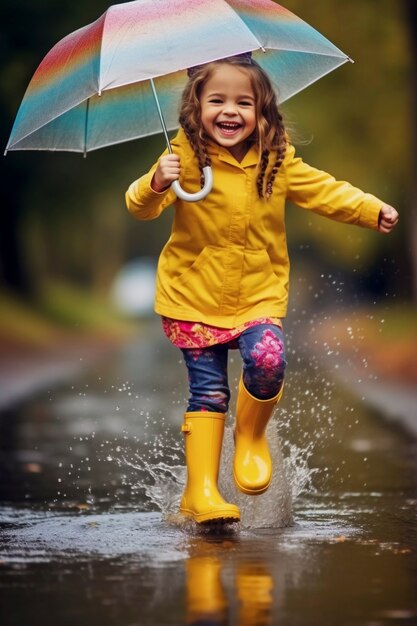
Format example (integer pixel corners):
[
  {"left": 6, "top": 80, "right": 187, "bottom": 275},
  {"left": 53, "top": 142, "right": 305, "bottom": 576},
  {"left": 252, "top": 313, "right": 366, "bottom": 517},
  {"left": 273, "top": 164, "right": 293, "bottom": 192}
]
[{"left": 126, "top": 129, "right": 382, "bottom": 327}]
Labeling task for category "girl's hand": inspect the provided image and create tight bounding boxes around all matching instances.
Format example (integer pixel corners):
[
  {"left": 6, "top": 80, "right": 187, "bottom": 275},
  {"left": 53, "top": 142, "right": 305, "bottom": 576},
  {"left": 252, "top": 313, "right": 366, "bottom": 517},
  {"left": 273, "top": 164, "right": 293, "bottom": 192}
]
[
  {"left": 151, "top": 154, "right": 181, "bottom": 192},
  {"left": 378, "top": 203, "right": 399, "bottom": 234}
]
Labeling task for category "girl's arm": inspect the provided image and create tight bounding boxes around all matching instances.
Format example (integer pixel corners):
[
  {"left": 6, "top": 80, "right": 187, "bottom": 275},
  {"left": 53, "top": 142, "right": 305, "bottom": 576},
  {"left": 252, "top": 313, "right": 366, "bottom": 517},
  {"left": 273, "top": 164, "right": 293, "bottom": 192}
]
[
  {"left": 126, "top": 131, "right": 187, "bottom": 220},
  {"left": 284, "top": 144, "right": 398, "bottom": 232},
  {"left": 125, "top": 155, "right": 178, "bottom": 220}
]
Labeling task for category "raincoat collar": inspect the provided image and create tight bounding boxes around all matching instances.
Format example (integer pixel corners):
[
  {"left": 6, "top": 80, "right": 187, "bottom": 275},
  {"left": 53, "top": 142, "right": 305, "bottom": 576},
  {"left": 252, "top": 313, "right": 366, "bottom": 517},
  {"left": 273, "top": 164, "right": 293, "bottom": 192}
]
[{"left": 206, "top": 138, "right": 259, "bottom": 169}]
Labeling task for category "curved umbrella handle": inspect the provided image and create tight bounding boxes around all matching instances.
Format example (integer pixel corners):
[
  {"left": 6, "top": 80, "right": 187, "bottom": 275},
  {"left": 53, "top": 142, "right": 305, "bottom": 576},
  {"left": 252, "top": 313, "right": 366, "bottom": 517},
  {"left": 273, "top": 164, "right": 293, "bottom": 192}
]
[{"left": 171, "top": 166, "right": 213, "bottom": 202}]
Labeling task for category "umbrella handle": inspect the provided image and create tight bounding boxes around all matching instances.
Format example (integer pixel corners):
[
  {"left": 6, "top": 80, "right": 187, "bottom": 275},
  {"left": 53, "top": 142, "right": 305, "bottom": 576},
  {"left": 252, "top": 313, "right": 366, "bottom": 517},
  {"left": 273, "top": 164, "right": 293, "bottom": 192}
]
[{"left": 171, "top": 166, "right": 213, "bottom": 202}]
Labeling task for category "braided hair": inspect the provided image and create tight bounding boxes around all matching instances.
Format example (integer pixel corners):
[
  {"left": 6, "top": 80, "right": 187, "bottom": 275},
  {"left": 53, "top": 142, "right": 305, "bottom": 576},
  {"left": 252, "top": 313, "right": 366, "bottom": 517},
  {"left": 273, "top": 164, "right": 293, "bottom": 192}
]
[
  {"left": 179, "top": 71, "right": 212, "bottom": 189},
  {"left": 179, "top": 55, "right": 286, "bottom": 199}
]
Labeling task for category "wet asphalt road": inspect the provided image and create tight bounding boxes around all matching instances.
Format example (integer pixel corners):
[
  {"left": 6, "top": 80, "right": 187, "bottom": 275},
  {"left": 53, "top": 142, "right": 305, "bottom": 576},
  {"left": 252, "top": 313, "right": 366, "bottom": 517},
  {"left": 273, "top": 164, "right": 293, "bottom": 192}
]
[{"left": 1, "top": 319, "right": 416, "bottom": 626}]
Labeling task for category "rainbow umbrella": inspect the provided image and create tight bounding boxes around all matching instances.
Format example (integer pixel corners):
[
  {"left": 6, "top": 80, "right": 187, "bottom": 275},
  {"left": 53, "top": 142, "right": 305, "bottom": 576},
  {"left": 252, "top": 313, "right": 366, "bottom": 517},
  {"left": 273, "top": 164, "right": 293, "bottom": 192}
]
[{"left": 5, "top": 0, "right": 350, "bottom": 201}]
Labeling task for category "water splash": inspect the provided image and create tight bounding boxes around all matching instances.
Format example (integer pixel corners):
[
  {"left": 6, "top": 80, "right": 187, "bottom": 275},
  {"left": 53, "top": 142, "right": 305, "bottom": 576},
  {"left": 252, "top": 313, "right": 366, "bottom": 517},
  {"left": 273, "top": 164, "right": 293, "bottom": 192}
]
[
  {"left": 109, "top": 419, "right": 317, "bottom": 530},
  {"left": 218, "top": 425, "right": 293, "bottom": 529},
  {"left": 282, "top": 440, "right": 319, "bottom": 501},
  {"left": 217, "top": 424, "right": 319, "bottom": 529},
  {"left": 111, "top": 433, "right": 185, "bottom": 516}
]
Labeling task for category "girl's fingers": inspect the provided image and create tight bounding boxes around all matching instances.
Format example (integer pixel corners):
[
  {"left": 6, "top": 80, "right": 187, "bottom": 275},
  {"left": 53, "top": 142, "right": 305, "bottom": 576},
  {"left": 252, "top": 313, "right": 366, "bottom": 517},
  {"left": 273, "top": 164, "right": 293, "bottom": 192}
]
[
  {"left": 378, "top": 204, "right": 399, "bottom": 233},
  {"left": 163, "top": 167, "right": 180, "bottom": 180},
  {"left": 160, "top": 154, "right": 180, "bottom": 178},
  {"left": 379, "top": 220, "right": 397, "bottom": 234},
  {"left": 162, "top": 154, "right": 181, "bottom": 166},
  {"left": 381, "top": 204, "right": 399, "bottom": 222}
]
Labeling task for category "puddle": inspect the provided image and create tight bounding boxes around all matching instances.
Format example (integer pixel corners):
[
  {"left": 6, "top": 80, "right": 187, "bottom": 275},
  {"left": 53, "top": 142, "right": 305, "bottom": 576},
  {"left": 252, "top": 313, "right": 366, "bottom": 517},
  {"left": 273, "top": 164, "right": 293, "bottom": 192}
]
[{"left": 1, "top": 320, "right": 416, "bottom": 625}]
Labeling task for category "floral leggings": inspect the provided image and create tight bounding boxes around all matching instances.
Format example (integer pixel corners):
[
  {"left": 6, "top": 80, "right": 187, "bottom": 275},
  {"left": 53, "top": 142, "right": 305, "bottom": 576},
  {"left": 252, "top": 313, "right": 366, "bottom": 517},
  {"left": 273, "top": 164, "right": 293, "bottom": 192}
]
[{"left": 181, "top": 324, "right": 286, "bottom": 413}]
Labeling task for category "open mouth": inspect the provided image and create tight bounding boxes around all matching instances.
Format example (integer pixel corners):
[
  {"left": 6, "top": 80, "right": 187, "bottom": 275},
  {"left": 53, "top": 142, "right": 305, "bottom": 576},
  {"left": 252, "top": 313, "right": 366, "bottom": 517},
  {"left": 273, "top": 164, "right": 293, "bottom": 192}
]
[{"left": 216, "top": 121, "right": 242, "bottom": 136}]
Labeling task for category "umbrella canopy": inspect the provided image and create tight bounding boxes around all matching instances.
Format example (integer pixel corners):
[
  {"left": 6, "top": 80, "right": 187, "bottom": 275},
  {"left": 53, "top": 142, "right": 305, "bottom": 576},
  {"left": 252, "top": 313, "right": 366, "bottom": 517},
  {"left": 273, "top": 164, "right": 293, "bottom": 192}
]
[{"left": 5, "top": 0, "right": 350, "bottom": 155}]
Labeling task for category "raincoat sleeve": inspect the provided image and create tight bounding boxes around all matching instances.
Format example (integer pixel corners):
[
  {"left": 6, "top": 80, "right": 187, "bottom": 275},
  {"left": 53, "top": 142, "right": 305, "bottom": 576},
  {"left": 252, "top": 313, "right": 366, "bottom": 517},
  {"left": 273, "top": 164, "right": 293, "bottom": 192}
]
[
  {"left": 125, "top": 154, "right": 178, "bottom": 220},
  {"left": 284, "top": 144, "right": 383, "bottom": 230}
]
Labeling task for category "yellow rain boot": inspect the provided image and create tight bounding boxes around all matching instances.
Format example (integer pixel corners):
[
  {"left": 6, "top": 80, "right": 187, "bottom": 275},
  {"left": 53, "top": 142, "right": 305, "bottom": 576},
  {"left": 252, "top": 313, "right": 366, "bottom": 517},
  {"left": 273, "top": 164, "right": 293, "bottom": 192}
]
[
  {"left": 233, "top": 378, "right": 283, "bottom": 495},
  {"left": 180, "top": 411, "right": 240, "bottom": 524}
]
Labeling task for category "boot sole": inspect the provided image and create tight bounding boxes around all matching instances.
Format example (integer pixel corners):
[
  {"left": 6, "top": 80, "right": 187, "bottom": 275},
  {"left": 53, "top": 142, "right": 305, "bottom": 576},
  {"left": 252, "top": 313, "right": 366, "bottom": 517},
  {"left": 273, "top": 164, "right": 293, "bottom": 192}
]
[{"left": 180, "top": 508, "right": 240, "bottom": 524}]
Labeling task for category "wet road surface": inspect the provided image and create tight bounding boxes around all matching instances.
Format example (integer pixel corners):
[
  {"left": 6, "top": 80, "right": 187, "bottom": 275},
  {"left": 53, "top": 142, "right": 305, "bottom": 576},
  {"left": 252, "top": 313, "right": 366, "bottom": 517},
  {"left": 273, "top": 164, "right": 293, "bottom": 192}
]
[{"left": 1, "top": 319, "right": 416, "bottom": 625}]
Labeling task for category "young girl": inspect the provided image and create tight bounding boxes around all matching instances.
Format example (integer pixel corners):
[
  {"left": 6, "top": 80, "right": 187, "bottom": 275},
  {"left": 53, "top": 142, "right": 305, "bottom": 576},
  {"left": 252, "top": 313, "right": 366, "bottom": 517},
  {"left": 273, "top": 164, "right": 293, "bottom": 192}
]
[{"left": 126, "top": 54, "right": 399, "bottom": 525}]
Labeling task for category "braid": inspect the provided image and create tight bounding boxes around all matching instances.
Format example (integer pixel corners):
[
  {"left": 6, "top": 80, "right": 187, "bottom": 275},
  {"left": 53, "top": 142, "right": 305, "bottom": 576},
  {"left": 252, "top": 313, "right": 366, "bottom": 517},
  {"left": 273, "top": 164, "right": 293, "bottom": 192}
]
[
  {"left": 265, "top": 126, "right": 286, "bottom": 198},
  {"left": 257, "top": 150, "right": 270, "bottom": 199},
  {"left": 261, "top": 109, "right": 287, "bottom": 200},
  {"left": 179, "top": 103, "right": 211, "bottom": 188},
  {"left": 257, "top": 131, "right": 286, "bottom": 199}
]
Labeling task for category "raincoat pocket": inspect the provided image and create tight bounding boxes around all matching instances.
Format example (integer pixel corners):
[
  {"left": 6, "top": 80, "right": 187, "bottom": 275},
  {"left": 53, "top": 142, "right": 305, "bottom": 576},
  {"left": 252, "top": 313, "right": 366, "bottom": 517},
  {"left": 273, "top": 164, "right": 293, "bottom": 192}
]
[
  {"left": 168, "top": 246, "right": 226, "bottom": 313},
  {"left": 240, "top": 249, "right": 287, "bottom": 310}
]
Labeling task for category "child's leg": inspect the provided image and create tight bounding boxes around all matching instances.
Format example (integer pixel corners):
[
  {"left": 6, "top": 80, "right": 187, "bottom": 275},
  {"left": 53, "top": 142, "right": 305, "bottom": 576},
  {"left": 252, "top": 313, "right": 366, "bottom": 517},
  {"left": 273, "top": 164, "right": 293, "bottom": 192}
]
[
  {"left": 238, "top": 324, "right": 286, "bottom": 399},
  {"left": 234, "top": 324, "right": 286, "bottom": 495},
  {"left": 179, "top": 345, "right": 239, "bottom": 523},
  {"left": 181, "top": 344, "right": 230, "bottom": 413}
]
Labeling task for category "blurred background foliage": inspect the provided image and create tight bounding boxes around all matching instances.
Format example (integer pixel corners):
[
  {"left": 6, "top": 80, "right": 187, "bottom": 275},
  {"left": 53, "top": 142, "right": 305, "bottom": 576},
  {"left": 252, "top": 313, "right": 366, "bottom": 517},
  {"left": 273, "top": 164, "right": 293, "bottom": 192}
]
[{"left": 0, "top": 0, "right": 415, "bottom": 342}]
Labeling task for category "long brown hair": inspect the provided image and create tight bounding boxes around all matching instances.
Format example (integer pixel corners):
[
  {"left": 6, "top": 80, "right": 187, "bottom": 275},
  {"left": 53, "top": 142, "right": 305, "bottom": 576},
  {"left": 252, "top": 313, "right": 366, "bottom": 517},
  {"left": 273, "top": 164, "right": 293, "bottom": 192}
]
[{"left": 179, "top": 56, "right": 286, "bottom": 199}]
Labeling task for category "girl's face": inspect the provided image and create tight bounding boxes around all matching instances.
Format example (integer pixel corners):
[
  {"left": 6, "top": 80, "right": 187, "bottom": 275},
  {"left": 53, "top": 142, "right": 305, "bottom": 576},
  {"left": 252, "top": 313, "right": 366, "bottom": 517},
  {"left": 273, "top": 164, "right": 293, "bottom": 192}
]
[{"left": 199, "top": 64, "right": 256, "bottom": 162}]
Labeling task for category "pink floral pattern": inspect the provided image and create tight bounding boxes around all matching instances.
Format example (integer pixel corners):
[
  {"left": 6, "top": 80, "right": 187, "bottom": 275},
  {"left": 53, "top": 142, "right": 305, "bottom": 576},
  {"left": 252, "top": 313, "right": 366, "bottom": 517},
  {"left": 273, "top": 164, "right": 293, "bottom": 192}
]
[
  {"left": 162, "top": 316, "right": 282, "bottom": 349},
  {"left": 250, "top": 329, "right": 284, "bottom": 371}
]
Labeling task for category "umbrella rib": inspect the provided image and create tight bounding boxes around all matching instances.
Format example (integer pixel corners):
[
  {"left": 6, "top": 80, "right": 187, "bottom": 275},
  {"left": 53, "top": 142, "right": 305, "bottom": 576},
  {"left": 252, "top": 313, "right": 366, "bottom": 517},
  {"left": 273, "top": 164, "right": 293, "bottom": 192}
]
[
  {"left": 83, "top": 98, "right": 90, "bottom": 157},
  {"left": 223, "top": 0, "right": 348, "bottom": 60},
  {"left": 268, "top": 47, "right": 351, "bottom": 60},
  {"left": 222, "top": 1, "right": 264, "bottom": 49}
]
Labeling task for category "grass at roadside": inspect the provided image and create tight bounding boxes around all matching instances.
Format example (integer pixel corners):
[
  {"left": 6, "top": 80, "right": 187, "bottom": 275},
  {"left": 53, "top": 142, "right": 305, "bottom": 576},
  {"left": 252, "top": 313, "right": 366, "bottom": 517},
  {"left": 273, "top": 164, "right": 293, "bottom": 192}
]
[
  {"left": 316, "top": 303, "right": 417, "bottom": 384},
  {"left": 0, "top": 283, "right": 137, "bottom": 354},
  {"left": 38, "top": 282, "right": 136, "bottom": 336}
]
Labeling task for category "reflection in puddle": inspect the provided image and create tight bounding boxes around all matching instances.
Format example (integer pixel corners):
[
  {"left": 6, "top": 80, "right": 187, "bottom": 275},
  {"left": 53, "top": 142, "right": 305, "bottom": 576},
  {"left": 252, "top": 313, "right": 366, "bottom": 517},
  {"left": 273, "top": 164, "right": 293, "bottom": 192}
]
[
  {"left": 186, "top": 550, "right": 229, "bottom": 625},
  {"left": 0, "top": 506, "right": 361, "bottom": 625},
  {"left": 4, "top": 501, "right": 414, "bottom": 625}
]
